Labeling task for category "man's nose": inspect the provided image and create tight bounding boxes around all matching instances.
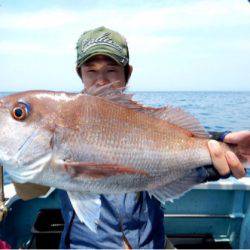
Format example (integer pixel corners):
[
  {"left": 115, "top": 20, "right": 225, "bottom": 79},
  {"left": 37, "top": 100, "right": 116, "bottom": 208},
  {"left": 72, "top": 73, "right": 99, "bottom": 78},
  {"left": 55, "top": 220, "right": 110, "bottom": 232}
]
[
  {"left": 96, "top": 81, "right": 107, "bottom": 86},
  {"left": 96, "top": 77, "right": 109, "bottom": 86}
]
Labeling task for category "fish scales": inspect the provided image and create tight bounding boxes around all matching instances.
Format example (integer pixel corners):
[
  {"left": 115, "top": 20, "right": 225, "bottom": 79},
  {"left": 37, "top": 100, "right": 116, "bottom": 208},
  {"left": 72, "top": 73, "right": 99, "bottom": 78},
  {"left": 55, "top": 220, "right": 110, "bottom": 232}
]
[
  {"left": 42, "top": 95, "right": 209, "bottom": 193},
  {"left": 57, "top": 96, "right": 205, "bottom": 176},
  {"left": 0, "top": 87, "right": 244, "bottom": 196}
]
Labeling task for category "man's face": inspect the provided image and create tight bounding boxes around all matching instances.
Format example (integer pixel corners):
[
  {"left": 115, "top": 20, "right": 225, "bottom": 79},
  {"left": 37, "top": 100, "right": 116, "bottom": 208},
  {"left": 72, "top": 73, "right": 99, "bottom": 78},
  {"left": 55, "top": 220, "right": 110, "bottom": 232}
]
[{"left": 79, "top": 55, "right": 126, "bottom": 90}]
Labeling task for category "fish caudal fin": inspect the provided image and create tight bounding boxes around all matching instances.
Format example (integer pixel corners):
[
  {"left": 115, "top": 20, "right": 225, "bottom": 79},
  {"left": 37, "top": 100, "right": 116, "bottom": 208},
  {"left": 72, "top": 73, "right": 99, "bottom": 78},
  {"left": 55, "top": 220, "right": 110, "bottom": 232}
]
[
  {"left": 148, "top": 167, "right": 208, "bottom": 204},
  {"left": 67, "top": 192, "right": 101, "bottom": 233}
]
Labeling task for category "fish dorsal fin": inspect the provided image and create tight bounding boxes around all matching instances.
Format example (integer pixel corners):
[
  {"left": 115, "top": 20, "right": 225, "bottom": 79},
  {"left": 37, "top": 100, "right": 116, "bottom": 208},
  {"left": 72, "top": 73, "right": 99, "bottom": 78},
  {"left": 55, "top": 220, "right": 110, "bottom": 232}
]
[
  {"left": 84, "top": 83, "right": 209, "bottom": 138},
  {"left": 83, "top": 82, "right": 151, "bottom": 111}
]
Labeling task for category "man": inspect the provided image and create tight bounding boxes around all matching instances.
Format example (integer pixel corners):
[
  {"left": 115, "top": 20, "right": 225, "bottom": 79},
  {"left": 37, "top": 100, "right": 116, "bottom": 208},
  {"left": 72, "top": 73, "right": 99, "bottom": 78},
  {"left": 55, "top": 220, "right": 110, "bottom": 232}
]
[{"left": 58, "top": 26, "right": 248, "bottom": 249}]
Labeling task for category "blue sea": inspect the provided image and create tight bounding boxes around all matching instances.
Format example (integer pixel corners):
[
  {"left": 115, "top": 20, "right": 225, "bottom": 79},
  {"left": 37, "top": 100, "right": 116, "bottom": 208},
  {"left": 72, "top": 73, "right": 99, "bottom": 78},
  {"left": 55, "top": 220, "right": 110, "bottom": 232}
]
[
  {"left": 0, "top": 91, "right": 249, "bottom": 183},
  {"left": 132, "top": 91, "right": 250, "bottom": 132}
]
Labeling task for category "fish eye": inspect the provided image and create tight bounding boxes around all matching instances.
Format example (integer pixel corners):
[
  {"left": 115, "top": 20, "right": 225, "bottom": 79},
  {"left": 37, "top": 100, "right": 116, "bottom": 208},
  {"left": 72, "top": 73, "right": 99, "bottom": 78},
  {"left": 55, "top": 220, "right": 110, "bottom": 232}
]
[{"left": 11, "top": 102, "right": 31, "bottom": 121}]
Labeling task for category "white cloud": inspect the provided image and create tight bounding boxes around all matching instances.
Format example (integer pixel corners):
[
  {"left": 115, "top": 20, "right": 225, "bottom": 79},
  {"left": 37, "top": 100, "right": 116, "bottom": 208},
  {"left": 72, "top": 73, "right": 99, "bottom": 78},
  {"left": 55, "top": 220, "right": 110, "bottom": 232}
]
[
  {"left": 1, "top": 0, "right": 249, "bottom": 31},
  {"left": 0, "top": 9, "right": 80, "bottom": 29},
  {"left": 0, "top": 34, "right": 182, "bottom": 56},
  {"left": 1, "top": 0, "right": 249, "bottom": 91},
  {"left": 0, "top": 41, "right": 74, "bottom": 55},
  {"left": 1, "top": 0, "right": 249, "bottom": 58},
  {"left": 127, "top": 35, "right": 182, "bottom": 54},
  {"left": 124, "top": 0, "right": 250, "bottom": 30}
]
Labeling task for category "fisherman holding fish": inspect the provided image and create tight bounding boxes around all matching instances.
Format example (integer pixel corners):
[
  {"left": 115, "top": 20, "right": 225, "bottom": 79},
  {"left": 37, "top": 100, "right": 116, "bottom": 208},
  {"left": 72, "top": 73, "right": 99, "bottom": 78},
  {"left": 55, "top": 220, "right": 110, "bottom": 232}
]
[
  {"left": 0, "top": 26, "right": 249, "bottom": 249},
  {"left": 58, "top": 27, "right": 248, "bottom": 249}
]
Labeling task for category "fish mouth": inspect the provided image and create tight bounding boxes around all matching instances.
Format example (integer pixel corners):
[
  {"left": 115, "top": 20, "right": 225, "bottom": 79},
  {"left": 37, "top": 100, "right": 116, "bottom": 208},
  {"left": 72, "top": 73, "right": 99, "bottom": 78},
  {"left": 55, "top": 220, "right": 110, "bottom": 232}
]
[
  {"left": 0, "top": 100, "right": 7, "bottom": 110},
  {"left": 4, "top": 152, "right": 52, "bottom": 184},
  {"left": 0, "top": 125, "right": 52, "bottom": 180},
  {"left": 0, "top": 106, "right": 8, "bottom": 115},
  {"left": 0, "top": 150, "right": 18, "bottom": 171},
  {"left": 1, "top": 129, "right": 52, "bottom": 183}
]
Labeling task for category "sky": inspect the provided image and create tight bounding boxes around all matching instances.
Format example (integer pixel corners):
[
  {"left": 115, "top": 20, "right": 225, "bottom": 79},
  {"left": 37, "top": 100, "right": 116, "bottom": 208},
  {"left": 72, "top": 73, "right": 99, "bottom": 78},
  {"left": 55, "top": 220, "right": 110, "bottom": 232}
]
[{"left": 0, "top": 0, "right": 250, "bottom": 92}]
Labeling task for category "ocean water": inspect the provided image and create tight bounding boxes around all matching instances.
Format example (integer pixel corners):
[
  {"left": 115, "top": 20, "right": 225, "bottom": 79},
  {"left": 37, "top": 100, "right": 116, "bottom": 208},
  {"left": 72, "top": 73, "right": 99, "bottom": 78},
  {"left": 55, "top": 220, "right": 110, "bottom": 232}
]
[
  {"left": 0, "top": 91, "right": 249, "bottom": 183},
  {"left": 132, "top": 91, "right": 250, "bottom": 132}
]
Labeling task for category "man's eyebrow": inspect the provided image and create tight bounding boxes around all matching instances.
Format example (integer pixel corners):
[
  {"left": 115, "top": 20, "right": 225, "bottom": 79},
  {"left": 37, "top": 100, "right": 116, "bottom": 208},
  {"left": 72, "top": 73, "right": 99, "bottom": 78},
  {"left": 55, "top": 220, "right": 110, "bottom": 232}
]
[
  {"left": 107, "top": 62, "right": 119, "bottom": 66},
  {"left": 84, "top": 62, "right": 94, "bottom": 67},
  {"left": 84, "top": 61, "right": 119, "bottom": 67}
]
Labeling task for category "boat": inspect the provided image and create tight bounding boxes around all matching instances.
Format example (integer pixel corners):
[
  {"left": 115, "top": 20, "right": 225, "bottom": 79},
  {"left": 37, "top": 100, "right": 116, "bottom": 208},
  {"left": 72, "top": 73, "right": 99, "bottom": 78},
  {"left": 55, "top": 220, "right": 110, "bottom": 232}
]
[{"left": 0, "top": 171, "right": 250, "bottom": 249}]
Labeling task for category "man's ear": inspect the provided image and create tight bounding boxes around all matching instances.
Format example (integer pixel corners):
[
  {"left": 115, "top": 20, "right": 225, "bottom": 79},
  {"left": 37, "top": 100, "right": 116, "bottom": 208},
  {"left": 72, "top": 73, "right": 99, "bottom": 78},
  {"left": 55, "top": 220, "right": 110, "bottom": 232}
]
[{"left": 127, "top": 65, "right": 133, "bottom": 82}]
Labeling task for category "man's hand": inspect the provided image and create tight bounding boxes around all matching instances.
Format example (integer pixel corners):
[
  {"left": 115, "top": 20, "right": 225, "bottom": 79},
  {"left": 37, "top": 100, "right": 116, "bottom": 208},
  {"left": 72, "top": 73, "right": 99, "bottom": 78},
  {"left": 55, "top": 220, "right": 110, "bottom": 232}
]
[{"left": 208, "top": 131, "right": 250, "bottom": 179}]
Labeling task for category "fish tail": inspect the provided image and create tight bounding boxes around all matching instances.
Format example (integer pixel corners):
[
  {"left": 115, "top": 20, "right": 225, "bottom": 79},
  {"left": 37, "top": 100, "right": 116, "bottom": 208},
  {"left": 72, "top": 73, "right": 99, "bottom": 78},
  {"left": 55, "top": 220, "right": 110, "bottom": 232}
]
[{"left": 148, "top": 166, "right": 213, "bottom": 204}]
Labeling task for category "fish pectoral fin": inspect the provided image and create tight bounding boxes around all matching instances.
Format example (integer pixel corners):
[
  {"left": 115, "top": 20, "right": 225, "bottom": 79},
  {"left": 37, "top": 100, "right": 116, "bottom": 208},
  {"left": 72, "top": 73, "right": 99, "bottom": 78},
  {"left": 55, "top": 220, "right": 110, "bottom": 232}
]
[
  {"left": 67, "top": 191, "right": 101, "bottom": 233},
  {"left": 148, "top": 168, "right": 207, "bottom": 204},
  {"left": 64, "top": 161, "right": 148, "bottom": 178}
]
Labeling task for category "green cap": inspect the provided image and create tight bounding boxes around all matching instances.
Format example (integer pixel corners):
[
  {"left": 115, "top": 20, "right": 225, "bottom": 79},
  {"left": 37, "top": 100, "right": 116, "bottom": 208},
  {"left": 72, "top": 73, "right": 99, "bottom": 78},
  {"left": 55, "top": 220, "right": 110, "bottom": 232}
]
[{"left": 76, "top": 26, "right": 129, "bottom": 68}]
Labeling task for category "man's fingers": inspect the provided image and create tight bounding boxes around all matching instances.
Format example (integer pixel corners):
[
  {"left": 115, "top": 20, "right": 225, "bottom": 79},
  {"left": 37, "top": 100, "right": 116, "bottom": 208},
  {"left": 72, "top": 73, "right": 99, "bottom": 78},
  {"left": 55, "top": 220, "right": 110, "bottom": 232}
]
[
  {"left": 224, "top": 131, "right": 250, "bottom": 144},
  {"left": 208, "top": 140, "right": 246, "bottom": 179},
  {"left": 239, "top": 148, "right": 250, "bottom": 155},
  {"left": 225, "top": 151, "right": 245, "bottom": 179},
  {"left": 208, "top": 140, "right": 230, "bottom": 176}
]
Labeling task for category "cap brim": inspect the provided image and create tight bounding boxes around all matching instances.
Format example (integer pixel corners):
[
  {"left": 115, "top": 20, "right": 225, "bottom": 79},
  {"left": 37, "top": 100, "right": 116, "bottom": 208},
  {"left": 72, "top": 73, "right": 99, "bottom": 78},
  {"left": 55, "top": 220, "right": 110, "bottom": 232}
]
[
  {"left": 77, "top": 50, "right": 126, "bottom": 68},
  {"left": 13, "top": 182, "right": 50, "bottom": 201}
]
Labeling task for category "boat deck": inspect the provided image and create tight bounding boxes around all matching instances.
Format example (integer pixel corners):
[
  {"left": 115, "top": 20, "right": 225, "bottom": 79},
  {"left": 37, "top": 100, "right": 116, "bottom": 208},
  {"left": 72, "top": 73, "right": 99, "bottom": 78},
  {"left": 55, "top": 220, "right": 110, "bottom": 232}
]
[{"left": 1, "top": 175, "right": 250, "bottom": 249}]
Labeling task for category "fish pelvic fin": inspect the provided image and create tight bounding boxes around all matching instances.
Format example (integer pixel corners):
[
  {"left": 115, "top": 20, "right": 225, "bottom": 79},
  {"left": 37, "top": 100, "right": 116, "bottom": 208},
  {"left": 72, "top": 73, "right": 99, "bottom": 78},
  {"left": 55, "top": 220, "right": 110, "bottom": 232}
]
[
  {"left": 84, "top": 82, "right": 209, "bottom": 138},
  {"left": 64, "top": 161, "right": 149, "bottom": 179},
  {"left": 67, "top": 191, "right": 101, "bottom": 233}
]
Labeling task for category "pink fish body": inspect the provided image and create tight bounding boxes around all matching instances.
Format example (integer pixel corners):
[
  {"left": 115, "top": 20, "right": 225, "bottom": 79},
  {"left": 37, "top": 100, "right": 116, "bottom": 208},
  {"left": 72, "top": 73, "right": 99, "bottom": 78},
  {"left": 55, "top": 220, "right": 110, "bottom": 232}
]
[{"left": 0, "top": 84, "right": 244, "bottom": 231}]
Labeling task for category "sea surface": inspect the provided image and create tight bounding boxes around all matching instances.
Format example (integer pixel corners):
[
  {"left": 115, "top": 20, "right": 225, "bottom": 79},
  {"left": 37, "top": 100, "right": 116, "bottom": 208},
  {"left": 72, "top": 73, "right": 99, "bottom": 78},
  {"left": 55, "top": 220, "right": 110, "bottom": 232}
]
[
  {"left": 132, "top": 91, "right": 250, "bottom": 132},
  {"left": 0, "top": 91, "right": 249, "bottom": 184}
]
